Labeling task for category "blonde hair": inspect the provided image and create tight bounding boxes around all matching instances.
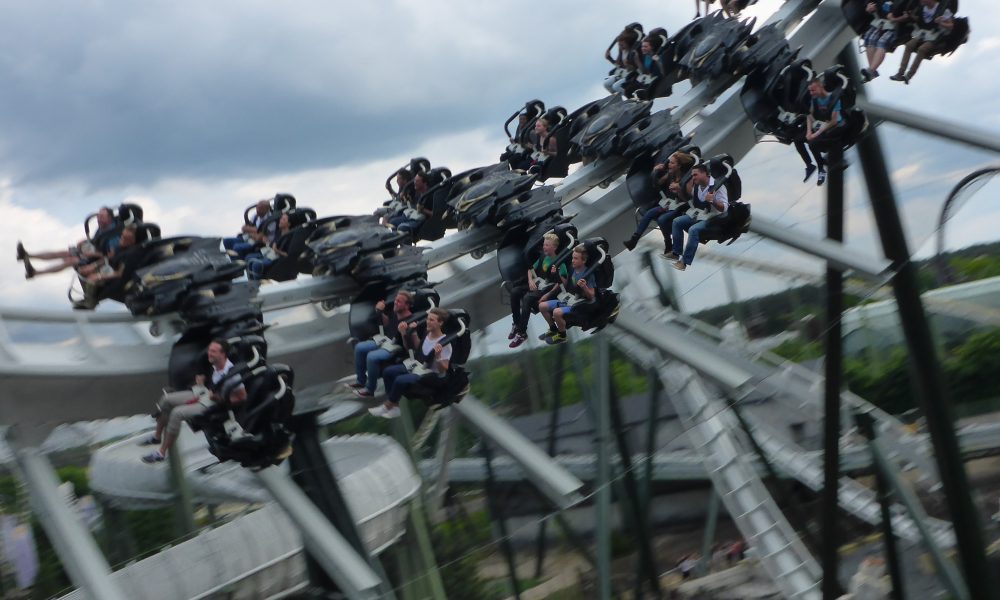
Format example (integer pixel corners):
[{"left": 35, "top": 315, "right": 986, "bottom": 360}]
[
  {"left": 573, "top": 244, "right": 588, "bottom": 261},
  {"left": 542, "top": 233, "right": 560, "bottom": 246}
]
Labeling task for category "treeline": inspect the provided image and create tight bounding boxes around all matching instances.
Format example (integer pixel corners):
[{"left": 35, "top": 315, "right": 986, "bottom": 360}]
[{"left": 693, "top": 241, "right": 1000, "bottom": 338}]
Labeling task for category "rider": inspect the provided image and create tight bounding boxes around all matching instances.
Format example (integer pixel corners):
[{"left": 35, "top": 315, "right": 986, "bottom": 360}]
[
  {"left": 223, "top": 200, "right": 272, "bottom": 259},
  {"left": 804, "top": 77, "right": 846, "bottom": 186},
  {"left": 348, "top": 290, "right": 415, "bottom": 398},
  {"left": 669, "top": 164, "right": 729, "bottom": 272},
  {"left": 604, "top": 28, "right": 641, "bottom": 95},
  {"left": 538, "top": 244, "right": 596, "bottom": 345},
  {"left": 371, "top": 307, "right": 453, "bottom": 419},
  {"left": 507, "top": 233, "right": 569, "bottom": 349},
  {"left": 890, "top": 0, "right": 955, "bottom": 84},
  {"left": 859, "top": 1, "right": 910, "bottom": 82},
  {"left": 18, "top": 207, "right": 119, "bottom": 279},
  {"left": 623, "top": 151, "right": 696, "bottom": 254},
  {"left": 141, "top": 339, "right": 247, "bottom": 463}
]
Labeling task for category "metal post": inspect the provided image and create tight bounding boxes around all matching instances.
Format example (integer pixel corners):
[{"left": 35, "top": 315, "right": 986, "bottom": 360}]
[
  {"left": 607, "top": 366, "right": 661, "bottom": 597},
  {"left": 255, "top": 467, "right": 383, "bottom": 600},
  {"left": 845, "top": 49, "right": 997, "bottom": 599},
  {"left": 856, "top": 412, "right": 905, "bottom": 600},
  {"left": 822, "top": 140, "right": 845, "bottom": 600},
  {"left": 721, "top": 266, "right": 747, "bottom": 329},
  {"left": 287, "top": 412, "right": 393, "bottom": 597},
  {"left": 535, "top": 343, "right": 567, "bottom": 578},
  {"left": 698, "top": 491, "right": 720, "bottom": 576},
  {"left": 392, "top": 401, "right": 447, "bottom": 600},
  {"left": 595, "top": 335, "right": 612, "bottom": 600},
  {"left": 482, "top": 441, "right": 521, "bottom": 600},
  {"left": 15, "top": 448, "right": 128, "bottom": 600},
  {"left": 167, "top": 438, "right": 197, "bottom": 536}
]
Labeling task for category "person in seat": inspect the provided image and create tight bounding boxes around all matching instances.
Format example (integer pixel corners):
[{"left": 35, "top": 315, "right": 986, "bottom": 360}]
[
  {"left": 371, "top": 307, "right": 453, "bottom": 419},
  {"left": 383, "top": 169, "right": 415, "bottom": 228},
  {"left": 604, "top": 28, "right": 641, "bottom": 94},
  {"left": 395, "top": 171, "right": 433, "bottom": 235},
  {"left": 507, "top": 233, "right": 569, "bottom": 349},
  {"left": 670, "top": 164, "right": 729, "bottom": 271},
  {"left": 18, "top": 207, "right": 119, "bottom": 279},
  {"left": 223, "top": 200, "right": 272, "bottom": 258},
  {"left": 347, "top": 290, "right": 415, "bottom": 398},
  {"left": 245, "top": 213, "right": 294, "bottom": 280},
  {"left": 529, "top": 117, "right": 559, "bottom": 168},
  {"left": 804, "top": 77, "right": 846, "bottom": 186},
  {"left": 860, "top": 1, "right": 909, "bottom": 82},
  {"left": 538, "top": 244, "right": 596, "bottom": 345},
  {"left": 623, "top": 151, "right": 696, "bottom": 254},
  {"left": 890, "top": 0, "right": 954, "bottom": 84},
  {"left": 140, "top": 339, "right": 247, "bottom": 463}
]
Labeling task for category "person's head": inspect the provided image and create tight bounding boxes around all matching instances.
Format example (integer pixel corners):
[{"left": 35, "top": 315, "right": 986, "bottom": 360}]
[
  {"left": 396, "top": 168, "right": 413, "bottom": 189},
  {"left": 542, "top": 232, "right": 560, "bottom": 255},
  {"left": 427, "top": 307, "right": 450, "bottom": 333},
  {"left": 572, "top": 244, "right": 588, "bottom": 270},
  {"left": 96, "top": 207, "right": 114, "bottom": 228},
  {"left": 413, "top": 173, "right": 429, "bottom": 195},
  {"left": 518, "top": 113, "right": 529, "bottom": 127},
  {"left": 668, "top": 151, "right": 695, "bottom": 175},
  {"left": 534, "top": 117, "right": 551, "bottom": 134},
  {"left": 278, "top": 213, "right": 290, "bottom": 230},
  {"left": 119, "top": 225, "right": 137, "bottom": 248},
  {"left": 255, "top": 200, "right": 271, "bottom": 217},
  {"left": 807, "top": 77, "right": 826, "bottom": 98},
  {"left": 394, "top": 290, "right": 414, "bottom": 313},
  {"left": 207, "top": 339, "right": 231, "bottom": 368},
  {"left": 691, "top": 164, "right": 710, "bottom": 186},
  {"left": 617, "top": 29, "right": 639, "bottom": 49}
]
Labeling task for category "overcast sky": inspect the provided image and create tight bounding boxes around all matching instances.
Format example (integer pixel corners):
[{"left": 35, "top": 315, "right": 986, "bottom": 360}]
[{"left": 2, "top": 0, "right": 998, "bottom": 316}]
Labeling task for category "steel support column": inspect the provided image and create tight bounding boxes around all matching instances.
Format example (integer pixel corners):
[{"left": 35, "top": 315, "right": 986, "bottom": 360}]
[
  {"left": 595, "top": 334, "right": 613, "bottom": 600},
  {"left": 856, "top": 412, "right": 905, "bottom": 600},
  {"left": 822, "top": 141, "right": 846, "bottom": 599},
  {"left": 482, "top": 441, "right": 521, "bottom": 600},
  {"left": 15, "top": 448, "right": 128, "bottom": 600},
  {"left": 167, "top": 438, "right": 196, "bottom": 536},
  {"left": 846, "top": 49, "right": 996, "bottom": 599}
]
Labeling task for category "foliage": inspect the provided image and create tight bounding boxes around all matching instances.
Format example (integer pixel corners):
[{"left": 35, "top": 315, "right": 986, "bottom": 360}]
[
  {"left": 430, "top": 507, "right": 503, "bottom": 600},
  {"left": 770, "top": 338, "right": 825, "bottom": 362}
]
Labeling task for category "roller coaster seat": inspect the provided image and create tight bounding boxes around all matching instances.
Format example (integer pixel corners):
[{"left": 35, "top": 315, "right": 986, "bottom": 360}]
[
  {"left": 352, "top": 244, "right": 429, "bottom": 286},
  {"left": 197, "top": 364, "right": 296, "bottom": 469},
  {"left": 260, "top": 208, "right": 318, "bottom": 281},
  {"left": 412, "top": 167, "right": 458, "bottom": 241},
  {"left": 531, "top": 107, "right": 571, "bottom": 181},
  {"left": 705, "top": 154, "right": 742, "bottom": 201},
  {"left": 698, "top": 201, "right": 752, "bottom": 246},
  {"left": 403, "top": 310, "right": 472, "bottom": 407},
  {"left": 178, "top": 281, "right": 262, "bottom": 327},
  {"left": 561, "top": 240, "right": 620, "bottom": 333}
]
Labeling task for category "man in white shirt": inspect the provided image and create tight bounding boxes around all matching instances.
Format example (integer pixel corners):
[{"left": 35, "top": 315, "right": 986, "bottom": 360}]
[
  {"left": 669, "top": 164, "right": 729, "bottom": 271},
  {"left": 223, "top": 199, "right": 272, "bottom": 258},
  {"left": 141, "top": 339, "right": 247, "bottom": 463}
]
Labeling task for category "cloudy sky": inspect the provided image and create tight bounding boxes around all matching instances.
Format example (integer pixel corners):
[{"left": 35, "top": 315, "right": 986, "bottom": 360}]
[{"left": 2, "top": 0, "right": 998, "bottom": 316}]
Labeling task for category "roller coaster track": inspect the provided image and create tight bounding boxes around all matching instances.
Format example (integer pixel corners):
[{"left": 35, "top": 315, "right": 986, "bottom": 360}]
[{"left": 3, "top": 1, "right": 996, "bottom": 598}]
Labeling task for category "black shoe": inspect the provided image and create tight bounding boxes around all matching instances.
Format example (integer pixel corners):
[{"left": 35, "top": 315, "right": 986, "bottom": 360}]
[
  {"left": 623, "top": 235, "right": 639, "bottom": 251},
  {"left": 889, "top": 73, "right": 906, "bottom": 82},
  {"left": 539, "top": 328, "right": 557, "bottom": 341},
  {"left": 803, "top": 163, "right": 817, "bottom": 182},
  {"left": 817, "top": 168, "right": 827, "bottom": 186},
  {"left": 16, "top": 241, "right": 25, "bottom": 262},
  {"left": 23, "top": 258, "right": 35, "bottom": 279},
  {"left": 138, "top": 435, "right": 161, "bottom": 447},
  {"left": 507, "top": 324, "right": 518, "bottom": 340}
]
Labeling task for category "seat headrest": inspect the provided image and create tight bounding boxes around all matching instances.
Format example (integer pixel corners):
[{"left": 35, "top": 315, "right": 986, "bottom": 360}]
[{"left": 273, "top": 193, "right": 296, "bottom": 213}]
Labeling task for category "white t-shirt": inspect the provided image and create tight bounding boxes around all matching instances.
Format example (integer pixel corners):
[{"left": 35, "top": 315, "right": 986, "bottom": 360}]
[{"left": 422, "top": 334, "right": 452, "bottom": 376}]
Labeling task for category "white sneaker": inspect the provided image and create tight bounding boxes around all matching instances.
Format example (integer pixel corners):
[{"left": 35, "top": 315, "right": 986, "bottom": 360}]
[
  {"left": 381, "top": 406, "right": 401, "bottom": 419},
  {"left": 368, "top": 406, "right": 388, "bottom": 417}
]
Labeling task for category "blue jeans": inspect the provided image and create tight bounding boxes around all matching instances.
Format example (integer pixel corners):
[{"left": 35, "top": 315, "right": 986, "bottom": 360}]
[
  {"left": 223, "top": 236, "right": 257, "bottom": 258},
  {"left": 382, "top": 363, "right": 411, "bottom": 404},
  {"left": 245, "top": 255, "right": 272, "bottom": 280},
  {"left": 354, "top": 340, "right": 393, "bottom": 393},
  {"left": 388, "top": 373, "right": 421, "bottom": 404},
  {"left": 672, "top": 215, "right": 711, "bottom": 266}
]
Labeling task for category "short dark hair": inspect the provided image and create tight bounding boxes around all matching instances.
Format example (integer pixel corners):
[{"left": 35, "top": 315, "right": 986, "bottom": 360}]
[
  {"left": 692, "top": 164, "right": 710, "bottom": 176},
  {"left": 210, "top": 338, "right": 231, "bottom": 356}
]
